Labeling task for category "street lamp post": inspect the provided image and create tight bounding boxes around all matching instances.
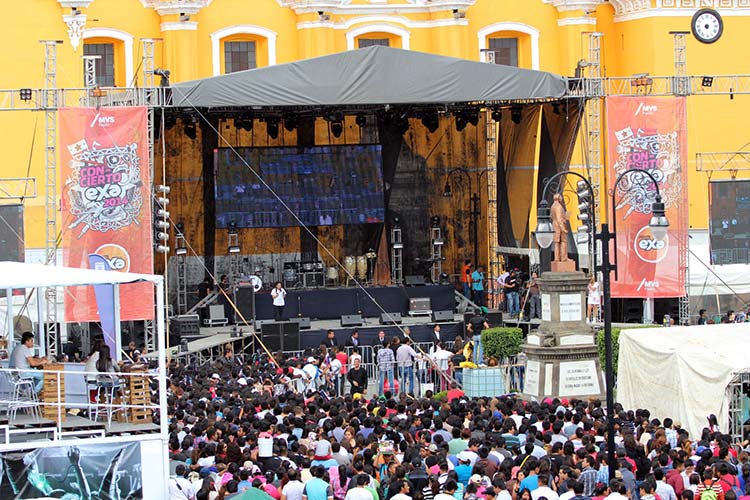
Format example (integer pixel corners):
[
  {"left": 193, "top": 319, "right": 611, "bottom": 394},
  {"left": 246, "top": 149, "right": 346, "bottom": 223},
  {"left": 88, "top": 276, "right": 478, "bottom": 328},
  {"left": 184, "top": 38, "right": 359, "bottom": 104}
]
[{"left": 534, "top": 168, "right": 669, "bottom": 481}]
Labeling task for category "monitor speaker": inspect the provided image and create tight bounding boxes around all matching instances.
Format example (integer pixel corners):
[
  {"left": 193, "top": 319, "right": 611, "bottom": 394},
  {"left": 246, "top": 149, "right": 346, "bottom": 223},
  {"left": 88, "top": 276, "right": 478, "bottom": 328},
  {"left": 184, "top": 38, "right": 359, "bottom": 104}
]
[
  {"left": 379, "top": 312, "right": 402, "bottom": 325},
  {"left": 255, "top": 319, "right": 274, "bottom": 330},
  {"left": 485, "top": 310, "right": 503, "bottom": 326},
  {"left": 260, "top": 321, "right": 300, "bottom": 352},
  {"left": 340, "top": 314, "right": 364, "bottom": 327},
  {"left": 431, "top": 310, "right": 454, "bottom": 322},
  {"left": 404, "top": 275, "right": 426, "bottom": 286},
  {"left": 235, "top": 286, "right": 256, "bottom": 322},
  {"left": 289, "top": 317, "right": 311, "bottom": 330}
]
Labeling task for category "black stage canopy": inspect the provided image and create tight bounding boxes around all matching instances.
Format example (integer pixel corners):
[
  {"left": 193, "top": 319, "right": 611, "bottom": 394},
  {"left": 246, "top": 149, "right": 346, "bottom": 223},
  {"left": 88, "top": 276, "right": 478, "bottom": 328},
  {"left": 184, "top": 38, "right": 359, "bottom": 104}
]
[{"left": 171, "top": 46, "right": 568, "bottom": 109}]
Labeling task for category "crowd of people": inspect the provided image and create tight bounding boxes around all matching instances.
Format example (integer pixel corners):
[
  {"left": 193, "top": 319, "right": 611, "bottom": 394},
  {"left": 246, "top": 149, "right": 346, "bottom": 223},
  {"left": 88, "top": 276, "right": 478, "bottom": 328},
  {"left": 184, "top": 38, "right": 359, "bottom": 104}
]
[{"left": 165, "top": 342, "right": 749, "bottom": 500}]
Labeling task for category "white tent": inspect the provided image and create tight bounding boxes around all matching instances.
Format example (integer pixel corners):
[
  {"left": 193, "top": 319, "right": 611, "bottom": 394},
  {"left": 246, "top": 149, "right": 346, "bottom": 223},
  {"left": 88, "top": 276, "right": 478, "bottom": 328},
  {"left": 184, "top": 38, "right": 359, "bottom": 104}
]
[
  {"left": 618, "top": 323, "right": 750, "bottom": 438},
  {"left": 0, "top": 260, "right": 170, "bottom": 499},
  {"left": 688, "top": 231, "right": 750, "bottom": 296}
]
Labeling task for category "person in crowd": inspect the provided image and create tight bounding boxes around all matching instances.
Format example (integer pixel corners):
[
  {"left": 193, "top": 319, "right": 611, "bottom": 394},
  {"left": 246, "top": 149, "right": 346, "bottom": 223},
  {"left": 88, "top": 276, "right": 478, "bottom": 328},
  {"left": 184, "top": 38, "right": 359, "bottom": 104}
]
[
  {"left": 471, "top": 266, "right": 486, "bottom": 307},
  {"left": 466, "top": 310, "right": 489, "bottom": 365},
  {"left": 698, "top": 309, "right": 708, "bottom": 325},
  {"left": 395, "top": 338, "right": 422, "bottom": 395},
  {"left": 9, "top": 331, "right": 47, "bottom": 393},
  {"left": 587, "top": 276, "right": 601, "bottom": 324},
  {"left": 346, "top": 330, "right": 361, "bottom": 348},
  {"left": 377, "top": 338, "right": 396, "bottom": 394},
  {"left": 347, "top": 356, "right": 367, "bottom": 396},
  {"left": 526, "top": 272, "right": 541, "bottom": 321},
  {"left": 461, "top": 260, "right": 473, "bottom": 299},
  {"left": 504, "top": 270, "right": 520, "bottom": 318}
]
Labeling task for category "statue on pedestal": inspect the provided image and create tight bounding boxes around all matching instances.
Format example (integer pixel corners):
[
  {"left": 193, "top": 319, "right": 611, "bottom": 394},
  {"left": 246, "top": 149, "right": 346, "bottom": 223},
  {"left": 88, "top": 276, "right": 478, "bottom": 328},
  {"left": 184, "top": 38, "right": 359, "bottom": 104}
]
[{"left": 551, "top": 193, "right": 572, "bottom": 263}]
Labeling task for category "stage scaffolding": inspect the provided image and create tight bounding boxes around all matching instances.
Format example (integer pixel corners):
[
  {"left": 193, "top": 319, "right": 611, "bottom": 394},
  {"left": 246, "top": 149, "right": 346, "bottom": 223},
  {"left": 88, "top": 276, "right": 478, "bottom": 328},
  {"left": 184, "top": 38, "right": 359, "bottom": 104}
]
[{"left": 4, "top": 39, "right": 750, "bottom": 350}]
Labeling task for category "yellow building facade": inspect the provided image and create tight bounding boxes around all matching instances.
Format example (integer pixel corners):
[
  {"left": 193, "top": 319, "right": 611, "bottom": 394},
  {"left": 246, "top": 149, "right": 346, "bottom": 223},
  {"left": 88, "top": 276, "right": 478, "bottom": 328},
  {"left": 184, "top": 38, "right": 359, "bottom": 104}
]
[{"left": 2, "top": 0, "right": 750, "bottom": 288}]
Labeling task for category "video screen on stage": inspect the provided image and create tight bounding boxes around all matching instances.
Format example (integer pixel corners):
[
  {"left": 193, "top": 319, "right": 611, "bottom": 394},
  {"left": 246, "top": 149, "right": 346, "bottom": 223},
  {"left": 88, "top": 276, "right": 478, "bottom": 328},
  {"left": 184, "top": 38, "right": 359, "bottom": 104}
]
[
  {"left": 214, "top": 145, "right": 385, "bottom": 228},
  {"left": 709, "top": 180, "right": 750, "bottom": 265}
]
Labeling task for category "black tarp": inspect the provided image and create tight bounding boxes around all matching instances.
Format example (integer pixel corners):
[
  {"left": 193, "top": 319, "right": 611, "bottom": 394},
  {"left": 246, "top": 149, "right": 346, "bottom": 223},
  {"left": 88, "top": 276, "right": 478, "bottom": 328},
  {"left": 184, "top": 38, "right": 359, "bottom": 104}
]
[{"left": 172, "top": 46, "right": 567, "bottom": 108}]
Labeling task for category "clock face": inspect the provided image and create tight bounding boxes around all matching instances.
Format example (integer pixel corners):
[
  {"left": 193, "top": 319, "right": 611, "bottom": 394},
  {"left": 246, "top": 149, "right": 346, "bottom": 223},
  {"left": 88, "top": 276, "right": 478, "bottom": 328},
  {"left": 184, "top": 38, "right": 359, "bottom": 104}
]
[{"left": 691, "top": 8, "right": 723, "bottom": 44}]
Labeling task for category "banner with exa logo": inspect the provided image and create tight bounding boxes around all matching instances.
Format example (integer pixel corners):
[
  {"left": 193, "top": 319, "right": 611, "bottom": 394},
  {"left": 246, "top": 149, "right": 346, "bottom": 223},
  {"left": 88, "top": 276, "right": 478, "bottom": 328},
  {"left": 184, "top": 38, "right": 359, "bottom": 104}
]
[
  {"left": 606, "top": 96, "right": 688, "bottom": 298},
  {"left": 60, "top": 106, "right": 154, "bottom": 321}
]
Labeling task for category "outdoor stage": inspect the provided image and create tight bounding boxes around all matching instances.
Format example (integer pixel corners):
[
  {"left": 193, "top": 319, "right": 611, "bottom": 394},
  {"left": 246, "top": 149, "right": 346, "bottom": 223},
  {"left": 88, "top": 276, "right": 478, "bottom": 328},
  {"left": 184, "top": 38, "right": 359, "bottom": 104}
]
[{"left": 251, "top": 283, "right": 456, "bottom": 321}]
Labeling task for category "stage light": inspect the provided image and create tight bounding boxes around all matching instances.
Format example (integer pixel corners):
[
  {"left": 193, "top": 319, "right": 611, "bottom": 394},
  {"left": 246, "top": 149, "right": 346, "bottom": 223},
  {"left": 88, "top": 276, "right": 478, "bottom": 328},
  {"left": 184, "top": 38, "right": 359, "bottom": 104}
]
[
  {"left": 431, "top": 216, "right": 440, "bottom": 227},
  {"left": 154, "top": 219, "right": 169, "bottom": 230},
  {"left": 439, "top": 272, "right": 451, "bottom": 285},
  {"left": 184, "top": 119, "right": 197, "bottom": 140},
  {"left": 455, "top": 115, "right": 468, "bottom": 132},
  {"left": 467, "top": 111, "right": 479, "bottom": 127},
  {"left": 266, "top": 118, "right": 279, "bottom": 139},
  {"left": 19, "top": 89, "right": 32, "bottom": 101},
  {"left": 283, "top": 116, "right": 297, "bottom": 132},
  {"left": 702, "top": 76, "right": 714, "bottom": 87},
  {"left": 392, "top": 216, "right": 401, "bottom": 229},
  {"left": 552, "top": 102, "right": 561, "bottom": 115},
  {"left": 442, "top": 181, "right": 452, "bottom": 197},
  {"left": 176, "top": 247, "right": 187, "bottom": 256},
  {"left": 356, "top": 114, "right": 367, "bottom": 127},
  {"left": 511, "top": 107, "right": 522, "bottom": 125},
  {"left": 156, "top": 185, "right": 170, "bottom": 194},
  {"left": 491, "top": 110, "right": 502, "bottom": 122},
  {"left": 228, "top": 220, "right": 238, "bottom": 234},
  {"left": 421, "top": 113, "right": 439, "bottom": 133},
  {"left": 155, "top": 245, "right": 170, "bottom": 253},
  {"left": 331, "top": 121, "right": 343, "bottom": 138},
  {"left": 176, "top": 222, "right": 185, "bottom": 235},
  {"left": 156, "top": 209, "right": 169, "bottom": 218},
  {"left": 229, "top": 245, "right": 241, "bottom": 254}
]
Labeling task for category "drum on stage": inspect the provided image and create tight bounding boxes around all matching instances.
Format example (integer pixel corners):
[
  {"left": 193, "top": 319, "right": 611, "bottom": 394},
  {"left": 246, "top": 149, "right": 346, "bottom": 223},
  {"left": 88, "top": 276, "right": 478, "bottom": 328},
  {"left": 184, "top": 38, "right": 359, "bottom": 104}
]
[
  {"left": 301, "top": 262, "right": 314, "bottom": 272},
  {"left": 326, "top": 266, "right": 339, "bottom": 282},
  {"left": 249, "top": 275, "right": 263, "bottom": 292},
  {"left": 344, "top": 256, "right": 356, "bottom": 278},
  {"left": 356, "top": 255, "right": 367, "bottom": 279}
]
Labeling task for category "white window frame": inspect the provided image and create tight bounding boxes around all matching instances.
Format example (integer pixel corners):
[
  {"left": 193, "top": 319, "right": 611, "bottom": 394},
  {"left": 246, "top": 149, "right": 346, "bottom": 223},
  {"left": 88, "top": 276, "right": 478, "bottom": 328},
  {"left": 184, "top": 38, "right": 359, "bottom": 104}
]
[
  {"left": 211, "top": 25, "right": 278, "bottom": 76},
  {"left": 477, "top": 22, "right": 540, "bottom": 70},
  {"left": 81, "top": 28, "right": 134, "bottom": 86},
  {"left": 346, "top": 24, "right": 411, "bottom": 51}
]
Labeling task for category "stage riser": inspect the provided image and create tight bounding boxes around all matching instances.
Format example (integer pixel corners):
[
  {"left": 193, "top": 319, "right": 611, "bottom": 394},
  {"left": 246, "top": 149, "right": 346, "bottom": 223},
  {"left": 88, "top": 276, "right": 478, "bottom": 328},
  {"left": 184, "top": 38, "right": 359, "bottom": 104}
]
[{"left": 250, "top": 284, "right": 455, "bottom": 321}]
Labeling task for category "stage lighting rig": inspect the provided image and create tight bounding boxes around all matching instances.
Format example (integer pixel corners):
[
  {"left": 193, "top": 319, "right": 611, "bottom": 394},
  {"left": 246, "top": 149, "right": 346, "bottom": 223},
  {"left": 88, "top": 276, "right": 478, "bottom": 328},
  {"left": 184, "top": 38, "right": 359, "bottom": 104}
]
[
  {"left": 184, "top": 117, "right": 197, "bottom": 139},
  {"left": 511, "top": 106, "right": 522, "bottom": 125},
  {"left": 265, "top": 117, "right": 280, "bottom": 139}
]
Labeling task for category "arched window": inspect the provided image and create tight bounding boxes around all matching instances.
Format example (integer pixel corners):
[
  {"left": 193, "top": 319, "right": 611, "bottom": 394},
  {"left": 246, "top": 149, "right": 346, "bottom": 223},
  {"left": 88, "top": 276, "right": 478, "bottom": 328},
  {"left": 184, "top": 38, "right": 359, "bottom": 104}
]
[
  {"left": 82, "top": 28, "right": 134, "bottom": 87},
  {"left": 477, "top": 22, "right": 540, "bottom": 70},
  {"left": 211, "top": 26, "right": 277, "bottom": 76},
  {"left": 346, "top": 24, "right": 411, "bottom": 51}
]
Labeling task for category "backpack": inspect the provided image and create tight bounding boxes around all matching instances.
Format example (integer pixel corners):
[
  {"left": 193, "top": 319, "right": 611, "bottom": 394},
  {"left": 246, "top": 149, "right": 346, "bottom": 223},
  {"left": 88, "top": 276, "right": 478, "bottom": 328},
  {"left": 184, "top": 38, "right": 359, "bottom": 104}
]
[
  {"left": 720, "top": 477, "right": 743, "bottom": 498},
  {"left": 701, "top": 483, "right": 718, "bottom": 500}
]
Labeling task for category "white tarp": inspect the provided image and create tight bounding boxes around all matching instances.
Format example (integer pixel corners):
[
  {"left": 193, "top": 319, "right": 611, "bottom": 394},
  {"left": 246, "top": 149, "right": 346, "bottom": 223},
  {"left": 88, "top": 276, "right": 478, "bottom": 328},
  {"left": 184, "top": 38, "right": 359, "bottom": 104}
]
[
  {"left": 0, "top": 261, "right": 163, "bottom": 288},
  {"left": 618, "top": 323, "right": 750, "bottom": 438}
]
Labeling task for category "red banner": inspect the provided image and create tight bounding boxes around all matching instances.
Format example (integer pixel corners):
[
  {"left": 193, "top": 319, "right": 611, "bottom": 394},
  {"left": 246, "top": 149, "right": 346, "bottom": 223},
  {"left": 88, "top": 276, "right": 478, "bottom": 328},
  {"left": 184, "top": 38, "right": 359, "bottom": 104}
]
[
  {"left": 606, "top": 96, "right": 688, "bottom": 298},
  {"left": 60, "top": 107, "right": 154, "bottom": 321}
]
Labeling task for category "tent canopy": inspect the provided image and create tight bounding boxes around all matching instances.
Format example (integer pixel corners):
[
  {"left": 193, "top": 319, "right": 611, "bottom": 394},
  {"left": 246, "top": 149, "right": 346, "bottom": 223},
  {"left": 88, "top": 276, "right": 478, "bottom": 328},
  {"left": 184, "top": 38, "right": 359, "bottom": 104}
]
[
  {"left": 618, "top": 323, "right": 750, "bottom": 438},
  {"left": 0, "top": 261, "right": 163, "bottom": 289},
  {"left": 171, "top": 46, "right": 568, "bottom": 109}
]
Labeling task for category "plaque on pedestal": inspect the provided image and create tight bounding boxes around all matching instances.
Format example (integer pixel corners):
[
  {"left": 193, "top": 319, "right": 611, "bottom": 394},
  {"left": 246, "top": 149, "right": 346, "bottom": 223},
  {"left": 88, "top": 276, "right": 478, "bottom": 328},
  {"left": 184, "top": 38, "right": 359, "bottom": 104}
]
[{"left": 522, "top": 271, "right": 604, "bottom": 401}]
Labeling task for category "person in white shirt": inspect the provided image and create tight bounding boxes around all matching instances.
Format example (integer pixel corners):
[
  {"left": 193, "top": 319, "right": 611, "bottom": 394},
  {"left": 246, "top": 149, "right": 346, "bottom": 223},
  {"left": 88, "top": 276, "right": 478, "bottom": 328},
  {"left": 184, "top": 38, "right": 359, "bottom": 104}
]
[
  {"left": 531, "top": 475, "right": 559, "bottom": 500},
  {"left": 169, "top": 465, "right": 195, "bottom": 500},
  {"left": 272, "top": 282, "right": 287, "bottom": 321},
  {"left": 604, "top": 480, "right": 630, "bottom": 500},
  {"left": 281, "top": 469, "right": 306, "bottom": 500},
  {"left": 345, "top": 474, "right": 375, "bottom": 500}
]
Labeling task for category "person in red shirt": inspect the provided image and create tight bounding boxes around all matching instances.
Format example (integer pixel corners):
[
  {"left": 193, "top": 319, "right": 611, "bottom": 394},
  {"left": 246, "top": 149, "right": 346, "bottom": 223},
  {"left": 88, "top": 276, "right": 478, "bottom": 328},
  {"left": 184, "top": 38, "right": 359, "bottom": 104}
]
[
  {"left": 666, "top": 459, "right": 686, "bottom": 497},
  {"left": 447, "top": 381, "right": 465, "bottom": 402},
  {"left": 696, "top": 468, "right": 725, "bottom": 500}
]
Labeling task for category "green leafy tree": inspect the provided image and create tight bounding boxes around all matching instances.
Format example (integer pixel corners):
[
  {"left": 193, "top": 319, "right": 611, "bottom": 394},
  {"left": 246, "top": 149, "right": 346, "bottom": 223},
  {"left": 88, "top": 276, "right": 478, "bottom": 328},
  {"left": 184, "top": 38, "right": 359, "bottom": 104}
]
[{"left": 481, "top": 327, "right": 523, "bottom": 361}]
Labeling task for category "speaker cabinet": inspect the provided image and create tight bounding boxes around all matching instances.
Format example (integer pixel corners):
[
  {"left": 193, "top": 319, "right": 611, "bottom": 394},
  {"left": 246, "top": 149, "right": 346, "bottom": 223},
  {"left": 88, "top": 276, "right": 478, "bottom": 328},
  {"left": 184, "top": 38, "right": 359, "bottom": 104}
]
[
  {"left": 260, "top": 321, "right": 300, "bottom": 352},
  {"left": 431, "top": 310, "right": 454, "bottom": 323},
  {"left": 340, "top": 314, "right": 364, "bottom": 327},
  {"left": 379, "top": 312, "right": 402, "bottom": 325},
  {"left": 235, "top": 286, "right": 256, "bottom": 322},
  {"left": 404, "top": 275, "right": 426, "bottom": 286},
  {"left": 289, "top": 317, "right": 311, "bottom": 330}
]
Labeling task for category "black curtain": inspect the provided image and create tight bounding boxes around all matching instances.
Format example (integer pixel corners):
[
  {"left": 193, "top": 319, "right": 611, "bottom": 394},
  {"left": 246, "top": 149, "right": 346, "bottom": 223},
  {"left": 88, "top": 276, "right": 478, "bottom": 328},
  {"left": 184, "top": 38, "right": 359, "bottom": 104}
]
[{"left": 201, "top": 115, "right": 219, "bottom": 275}]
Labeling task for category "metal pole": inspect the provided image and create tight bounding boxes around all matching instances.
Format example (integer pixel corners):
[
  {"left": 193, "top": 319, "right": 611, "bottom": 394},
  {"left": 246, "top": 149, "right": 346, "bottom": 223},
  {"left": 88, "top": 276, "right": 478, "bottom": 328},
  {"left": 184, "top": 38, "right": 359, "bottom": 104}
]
[
  {"left": 472, "top": 193, "right": 480, "bottom": 267},
  {"left": 597, "top": 222, "right": 616, "bottom": 481}
]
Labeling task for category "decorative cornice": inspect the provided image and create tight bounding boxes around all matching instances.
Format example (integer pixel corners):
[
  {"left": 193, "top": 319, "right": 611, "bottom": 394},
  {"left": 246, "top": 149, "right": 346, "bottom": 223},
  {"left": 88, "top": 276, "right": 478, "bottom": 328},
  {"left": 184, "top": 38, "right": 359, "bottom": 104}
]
[
  {"left": 276, "top": 0, "right": 475, "bottom": 15},
  {"left": 608, "top": 0, "right": 650, "bottom": 15},
  {"left": 63, "top": 14, "right": 87, "bottom": 51},
  {"left": 141, "top": 0, "right": 212, "bottom": 16},
  {"left": 557, "top": 16, "right": 597, "bottom": 25},
  {"left": 161, "top": 21, "right": 199, "bottom": 31},
  {"left": 57, "top": 0, "right": 93, "bottom": 7},
  {"left": 545, "top": 0, "right": 604, "bottom": 13},
  {"left": 297, "top": 15, "right": 469, "bottom": 30}
]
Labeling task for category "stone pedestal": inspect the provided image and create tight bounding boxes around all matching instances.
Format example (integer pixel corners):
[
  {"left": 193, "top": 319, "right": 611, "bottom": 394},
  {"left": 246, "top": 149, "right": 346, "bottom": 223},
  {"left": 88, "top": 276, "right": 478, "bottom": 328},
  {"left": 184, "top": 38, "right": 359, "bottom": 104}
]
[{"left": 522, "top": 271, "right": 604, "bottom": 400}]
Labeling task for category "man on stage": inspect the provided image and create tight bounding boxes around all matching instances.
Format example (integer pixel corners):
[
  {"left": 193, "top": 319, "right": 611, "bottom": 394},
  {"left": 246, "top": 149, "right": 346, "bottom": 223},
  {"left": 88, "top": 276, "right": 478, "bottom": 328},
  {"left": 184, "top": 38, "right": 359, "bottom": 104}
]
[{"left": 271, "top": 281, "right": 287, "bottom": 321}]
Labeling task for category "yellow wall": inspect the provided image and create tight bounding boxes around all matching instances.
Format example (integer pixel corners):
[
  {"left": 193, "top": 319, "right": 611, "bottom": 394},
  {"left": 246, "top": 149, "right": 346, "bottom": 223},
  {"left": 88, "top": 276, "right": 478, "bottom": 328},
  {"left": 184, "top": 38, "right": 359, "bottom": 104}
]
[{"left": 1, "top": 0, "right": 749, "bottom": 253}]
